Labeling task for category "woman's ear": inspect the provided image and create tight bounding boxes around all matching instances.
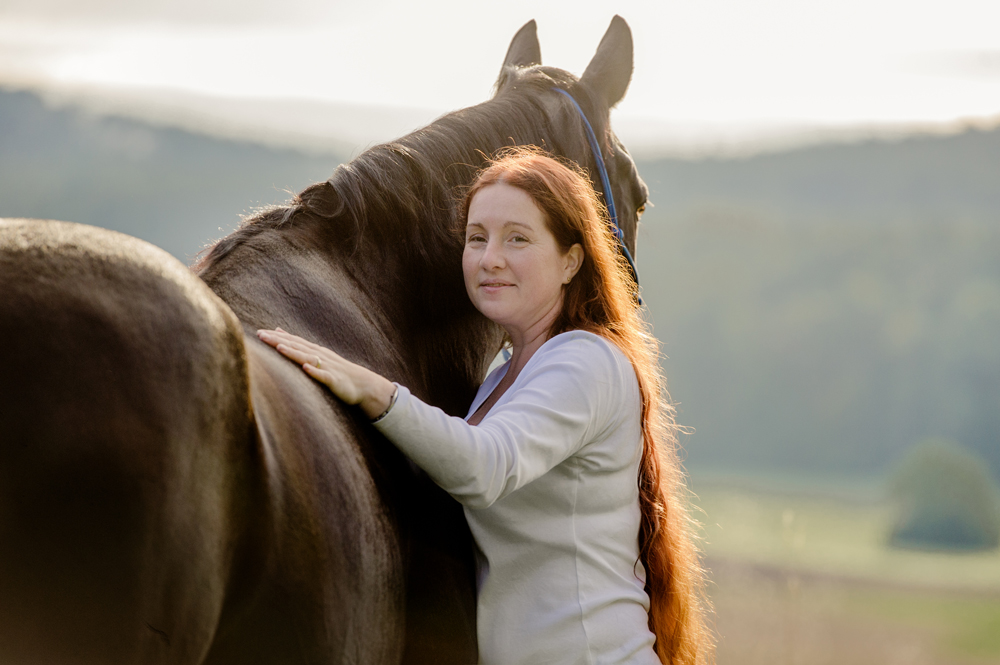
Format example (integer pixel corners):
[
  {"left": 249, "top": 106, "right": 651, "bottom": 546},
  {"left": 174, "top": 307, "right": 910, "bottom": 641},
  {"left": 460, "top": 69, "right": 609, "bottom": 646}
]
[{"left": 563, "top": 244, "right": 584, "bottom": 283}]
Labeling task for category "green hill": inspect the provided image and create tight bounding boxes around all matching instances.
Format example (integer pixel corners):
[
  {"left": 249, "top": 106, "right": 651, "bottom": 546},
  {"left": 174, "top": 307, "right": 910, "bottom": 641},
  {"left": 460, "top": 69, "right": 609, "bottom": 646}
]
[
  {"left": 639, "top": 126, "right": 1000, "bottom": 225},
  {"left": 0, "top": 88, "right": 344, "bottom": 262},
  {"left": 636, "top": 135, "right": 1000, "bottom": 480}
]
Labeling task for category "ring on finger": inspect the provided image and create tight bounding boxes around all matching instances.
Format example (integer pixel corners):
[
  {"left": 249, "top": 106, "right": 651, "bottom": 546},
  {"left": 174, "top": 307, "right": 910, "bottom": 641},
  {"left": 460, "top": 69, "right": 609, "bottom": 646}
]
[{"left": 315, "top": 356, "right": 321, "bottom": 368}]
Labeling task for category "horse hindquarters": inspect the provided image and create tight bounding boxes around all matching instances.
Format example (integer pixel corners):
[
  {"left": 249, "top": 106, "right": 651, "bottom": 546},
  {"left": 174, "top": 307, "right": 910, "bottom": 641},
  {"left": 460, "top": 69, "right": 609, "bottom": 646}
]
[{"left": 0, "top": 219, "right": 256, "bottom": 664}]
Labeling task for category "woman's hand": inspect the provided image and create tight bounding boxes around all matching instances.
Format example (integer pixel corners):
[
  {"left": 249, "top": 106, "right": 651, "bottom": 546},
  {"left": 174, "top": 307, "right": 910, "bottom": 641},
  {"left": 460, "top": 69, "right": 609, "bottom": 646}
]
[{"left": 256, "top": 328, "right": 397, "bottom": 420}]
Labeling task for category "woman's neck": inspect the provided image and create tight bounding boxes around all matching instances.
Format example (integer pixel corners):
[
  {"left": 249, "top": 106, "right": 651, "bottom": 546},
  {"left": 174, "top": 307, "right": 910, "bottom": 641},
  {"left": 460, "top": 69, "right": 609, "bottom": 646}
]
[{"left": 504, "top": 299, "right": 563, "bottom": 381}]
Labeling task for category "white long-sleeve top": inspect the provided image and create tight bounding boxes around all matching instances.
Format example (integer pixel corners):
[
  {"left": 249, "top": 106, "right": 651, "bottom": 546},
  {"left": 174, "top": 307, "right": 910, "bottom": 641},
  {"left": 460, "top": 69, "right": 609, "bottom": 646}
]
[{"left": 374, "top": 330, "right": 660, "bottom": 665}]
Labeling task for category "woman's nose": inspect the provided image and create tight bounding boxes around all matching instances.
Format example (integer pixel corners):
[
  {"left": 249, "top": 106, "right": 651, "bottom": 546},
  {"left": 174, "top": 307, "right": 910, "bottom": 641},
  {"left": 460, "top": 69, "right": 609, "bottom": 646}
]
[{"left": 481, "top": 239, "right": 505, "bottom": 269}]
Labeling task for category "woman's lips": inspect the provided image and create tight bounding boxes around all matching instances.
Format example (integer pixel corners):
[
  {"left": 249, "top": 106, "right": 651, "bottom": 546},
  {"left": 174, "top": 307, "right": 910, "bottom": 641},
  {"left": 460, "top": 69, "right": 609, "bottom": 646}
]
[{"left": 480, "top": 281, "right": 513, "bottom": 293}]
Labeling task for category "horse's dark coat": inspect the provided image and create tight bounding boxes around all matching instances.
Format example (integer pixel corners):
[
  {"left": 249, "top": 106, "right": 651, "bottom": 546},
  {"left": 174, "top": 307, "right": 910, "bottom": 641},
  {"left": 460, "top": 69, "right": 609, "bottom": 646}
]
[{"left": 0, "top": 17, "right": 647, "bottom": 665}]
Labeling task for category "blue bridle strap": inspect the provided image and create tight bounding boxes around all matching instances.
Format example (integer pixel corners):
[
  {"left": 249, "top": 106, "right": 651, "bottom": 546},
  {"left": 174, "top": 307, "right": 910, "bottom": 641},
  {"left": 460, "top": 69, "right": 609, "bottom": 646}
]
[{"left": 553, "top": 88, "right": 641, "bottom": 304}]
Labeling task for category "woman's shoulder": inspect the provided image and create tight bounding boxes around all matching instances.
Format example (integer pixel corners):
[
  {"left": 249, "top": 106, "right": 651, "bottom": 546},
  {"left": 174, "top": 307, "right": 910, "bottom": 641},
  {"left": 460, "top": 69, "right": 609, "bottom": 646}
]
[
  {"left": 533, "top": 330, "right": 634, "bottom": 385},
  {"left": 530, "top": 330, "right": 640, "bottom": 436},
  {"left": 541, "top": 329, "right": 626, "bottom": 361}
]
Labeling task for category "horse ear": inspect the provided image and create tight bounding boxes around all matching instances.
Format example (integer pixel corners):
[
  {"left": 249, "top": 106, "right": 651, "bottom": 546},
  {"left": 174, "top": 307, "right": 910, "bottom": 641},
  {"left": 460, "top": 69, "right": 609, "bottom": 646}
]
[
  {"left": 580, "top": 15, "right": 633, "bottom": 108},
  {"left": 501, "top": 20, "right": 542, "bottom": 70}
]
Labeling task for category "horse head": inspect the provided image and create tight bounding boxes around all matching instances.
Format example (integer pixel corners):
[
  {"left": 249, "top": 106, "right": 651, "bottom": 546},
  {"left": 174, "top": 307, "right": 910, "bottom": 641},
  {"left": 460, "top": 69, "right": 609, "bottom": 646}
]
[{"left": 495, "top": 16, "right": 648, "bottom": 270}]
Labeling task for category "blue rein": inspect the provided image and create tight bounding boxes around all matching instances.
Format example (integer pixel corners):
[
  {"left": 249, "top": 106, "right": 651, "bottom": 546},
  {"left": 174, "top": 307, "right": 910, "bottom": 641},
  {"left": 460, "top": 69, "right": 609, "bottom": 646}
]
[{"left": 553, "top": 88, "right": 641, "bottom": 304}]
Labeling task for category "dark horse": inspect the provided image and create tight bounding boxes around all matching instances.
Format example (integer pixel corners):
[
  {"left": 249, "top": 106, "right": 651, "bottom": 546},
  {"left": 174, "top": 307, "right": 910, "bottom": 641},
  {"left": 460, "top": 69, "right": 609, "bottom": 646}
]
[{"left": 0, "top": 17, "right": 648, "bottom": 665}]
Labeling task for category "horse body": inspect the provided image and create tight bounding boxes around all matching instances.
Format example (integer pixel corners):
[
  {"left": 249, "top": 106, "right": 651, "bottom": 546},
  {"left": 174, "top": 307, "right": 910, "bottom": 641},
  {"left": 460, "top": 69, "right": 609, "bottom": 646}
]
[{"left": 0, "top": 17, "right": 647, "bottom": 664}]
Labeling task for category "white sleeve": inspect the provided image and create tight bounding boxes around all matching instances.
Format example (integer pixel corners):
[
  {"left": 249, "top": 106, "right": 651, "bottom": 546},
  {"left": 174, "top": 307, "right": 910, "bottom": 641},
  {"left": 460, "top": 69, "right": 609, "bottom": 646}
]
[{"left": 373, "top": 335, "right": 628, "bottom": 509}]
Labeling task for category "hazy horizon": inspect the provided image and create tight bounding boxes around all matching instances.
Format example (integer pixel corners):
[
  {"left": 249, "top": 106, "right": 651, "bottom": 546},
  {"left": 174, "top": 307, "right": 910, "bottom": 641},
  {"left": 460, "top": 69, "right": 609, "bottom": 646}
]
[
  {"left": 8, "top": 79, "right": 1000, "bottom": 161},
  {"left": 2, "top": 0, "right": 999, "bottom": 157}
]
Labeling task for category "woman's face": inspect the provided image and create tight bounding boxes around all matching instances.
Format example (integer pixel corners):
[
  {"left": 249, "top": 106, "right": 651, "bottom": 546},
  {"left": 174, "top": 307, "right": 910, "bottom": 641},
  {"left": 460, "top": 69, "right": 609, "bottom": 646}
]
[{"left": 463, "top": 183, "right": 583, "bottom": 339}]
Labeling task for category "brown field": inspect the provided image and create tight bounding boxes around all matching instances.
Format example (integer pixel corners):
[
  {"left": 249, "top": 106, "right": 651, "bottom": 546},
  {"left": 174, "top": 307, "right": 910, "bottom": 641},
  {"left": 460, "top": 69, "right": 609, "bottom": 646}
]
[
  {"left": 694, "top": 481, "right": 1000, "bottom": 665},
  {"left": 708, "top": 558, "right": 1000, "bottom": 665}
]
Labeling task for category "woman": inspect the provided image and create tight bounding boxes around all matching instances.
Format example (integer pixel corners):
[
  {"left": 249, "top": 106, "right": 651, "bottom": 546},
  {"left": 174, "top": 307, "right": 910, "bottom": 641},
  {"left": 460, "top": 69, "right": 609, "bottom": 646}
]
[{"left": 258, "top": 149, "right": 712, "bottom": 664}]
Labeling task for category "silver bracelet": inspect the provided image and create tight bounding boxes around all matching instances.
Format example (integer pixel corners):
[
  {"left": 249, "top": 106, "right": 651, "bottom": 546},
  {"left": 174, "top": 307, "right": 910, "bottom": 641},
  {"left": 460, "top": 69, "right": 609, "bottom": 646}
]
[{"left": 371, "top": 384, "right": 399, "bottom": 423}]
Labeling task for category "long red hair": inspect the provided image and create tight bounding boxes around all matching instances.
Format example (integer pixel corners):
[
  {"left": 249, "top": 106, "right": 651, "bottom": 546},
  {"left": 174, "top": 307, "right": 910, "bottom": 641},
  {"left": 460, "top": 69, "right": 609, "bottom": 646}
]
[{"left": 462, "top": 147, "right": 713, "bottom": 664}]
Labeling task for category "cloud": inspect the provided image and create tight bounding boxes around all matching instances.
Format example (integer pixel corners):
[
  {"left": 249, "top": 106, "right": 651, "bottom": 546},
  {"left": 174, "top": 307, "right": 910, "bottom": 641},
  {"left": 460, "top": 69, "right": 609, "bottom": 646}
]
[
  {"left": 0, "top": 0, "right": 362, "bottom": 25},
  {"left": 905, "top": 50, "right": 1000, "bottom": 80}
]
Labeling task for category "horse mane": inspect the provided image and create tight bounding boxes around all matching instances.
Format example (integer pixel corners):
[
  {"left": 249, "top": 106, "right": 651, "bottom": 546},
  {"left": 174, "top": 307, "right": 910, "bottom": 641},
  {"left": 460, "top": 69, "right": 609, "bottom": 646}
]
[{"left": 193, "top": 66, "right": 607, "bottom": 274}]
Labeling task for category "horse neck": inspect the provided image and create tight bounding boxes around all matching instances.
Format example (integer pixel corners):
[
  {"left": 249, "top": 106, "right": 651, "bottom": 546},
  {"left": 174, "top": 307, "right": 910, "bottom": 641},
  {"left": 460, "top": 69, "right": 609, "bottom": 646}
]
[
  {"left": 325, "top": 188, "right": 490, "bottom": 412},
  {"left": 334, "top": 225, "right": 498, "bottom": 416}
]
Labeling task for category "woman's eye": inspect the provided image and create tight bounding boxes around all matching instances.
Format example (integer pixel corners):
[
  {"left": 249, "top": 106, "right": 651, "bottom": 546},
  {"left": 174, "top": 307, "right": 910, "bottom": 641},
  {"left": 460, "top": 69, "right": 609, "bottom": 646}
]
[
  {"left": 510, "top": 235, "right": 528, "bottom": 243},
  {"left": 467, "top": 234, "right": 486, "bottom": 244}
]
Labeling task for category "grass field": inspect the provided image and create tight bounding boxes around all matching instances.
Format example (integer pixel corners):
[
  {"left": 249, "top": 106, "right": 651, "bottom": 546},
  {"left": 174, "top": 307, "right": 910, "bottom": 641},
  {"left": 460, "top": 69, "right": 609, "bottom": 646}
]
[{"left": 690, "top": 474, "right": 1000, "bottom": 664}]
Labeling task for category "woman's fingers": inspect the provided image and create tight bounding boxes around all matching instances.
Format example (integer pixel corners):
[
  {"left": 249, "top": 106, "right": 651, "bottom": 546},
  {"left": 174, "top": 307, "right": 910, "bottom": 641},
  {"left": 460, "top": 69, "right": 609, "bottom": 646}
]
[
  {"left": 258, "top": 329, "right": 339, "bottom": 364},
  {"left": 258, "top": 328, "right": 314, "bottom": 350},
  {"left": 275, "top": 343, "right": 318, "bottom": 367},
  {"left": 276, "top": 343, "right": 360, "bottom": 402},
  {"left": 265, "top": 336, "right": 352, "bottom": 382},
  {"left": 257, "top": 328, "right": 311, "bottom": 347},
  {"left": 275, "top": 340, "right": 318, "bottom": 362}
]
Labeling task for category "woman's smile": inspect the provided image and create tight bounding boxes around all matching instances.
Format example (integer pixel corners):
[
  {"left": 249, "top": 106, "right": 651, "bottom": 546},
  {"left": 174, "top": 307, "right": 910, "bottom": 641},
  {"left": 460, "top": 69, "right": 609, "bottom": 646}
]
[{"left": 479, "top": 279, "right": 515, "bottom": 294}]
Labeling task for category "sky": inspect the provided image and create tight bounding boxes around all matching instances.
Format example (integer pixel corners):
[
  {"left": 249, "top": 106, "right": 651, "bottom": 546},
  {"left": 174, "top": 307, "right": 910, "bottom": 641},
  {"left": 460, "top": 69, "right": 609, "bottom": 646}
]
[{"left": 1, "top": 0, "right": 999, "bottom": 156}]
